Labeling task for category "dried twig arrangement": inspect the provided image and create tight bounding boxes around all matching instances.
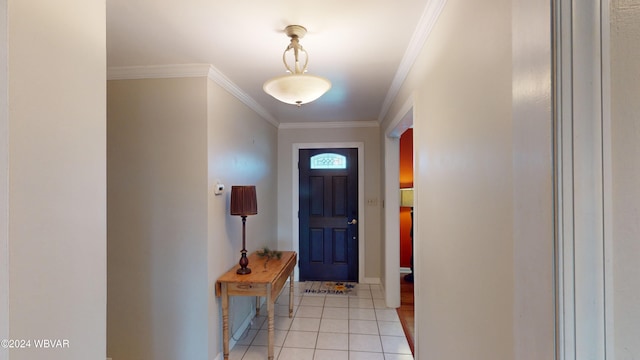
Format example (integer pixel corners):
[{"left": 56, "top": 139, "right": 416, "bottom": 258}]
[{"left": 256, "top": 247, "right": 282, "bottom": 269}]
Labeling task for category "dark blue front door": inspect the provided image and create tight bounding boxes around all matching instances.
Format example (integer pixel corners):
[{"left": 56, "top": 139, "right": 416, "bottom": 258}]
[{"left": 299, "top": 148, "right": 358, "bottom": 281}]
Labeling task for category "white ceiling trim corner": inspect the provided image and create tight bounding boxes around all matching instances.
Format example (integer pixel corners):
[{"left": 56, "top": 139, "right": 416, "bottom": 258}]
[
  {"left": 377, "top": 0, "right": 448, "bottom": 123},
  {"left": 278, "top": 120, "right": 380, "bottom": 130},
  {"left": 385, "top": 93, "right": 415, "bottom": 138},
  {"left": 206, "top": 65, "right": 279, "bottom": 128},
  {"left": 106, "top": 64, "right": 279, "bottom": 128}
]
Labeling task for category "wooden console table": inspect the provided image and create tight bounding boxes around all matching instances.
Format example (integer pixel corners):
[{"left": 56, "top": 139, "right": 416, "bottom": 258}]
[{"left": 215, "top": 251, "right": 296, "bottom": 360}]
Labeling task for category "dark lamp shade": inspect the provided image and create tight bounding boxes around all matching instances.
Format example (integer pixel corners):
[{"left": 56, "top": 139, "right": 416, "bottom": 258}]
[{"left": 230, "top": 186, "right": 258, "bottom": 216}]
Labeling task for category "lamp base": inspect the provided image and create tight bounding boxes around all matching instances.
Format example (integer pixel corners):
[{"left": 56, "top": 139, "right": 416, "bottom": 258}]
[{"left": 237, "top": 250, "right": 251, "bottom": 275}]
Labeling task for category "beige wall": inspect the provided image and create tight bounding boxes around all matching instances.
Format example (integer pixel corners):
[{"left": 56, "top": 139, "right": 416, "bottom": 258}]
[
  {"left": 277, "top": 125, "right": 382, "bottom": 281},
  {"left": 511, "top": 0, "right": 555, "bottom": 358},
  {"left": 107, "top": 76, "right": 278, "bottom": 359},
  {"left": 206, "top": 79, "right": 278, "bottom": 356},
  {"left": 0, "top": 0, "right": 8, "bottom": 356},
  {"left": 412, "top": 1, "right": 514, "bottom": 358},
  {"left": 611, "top": 0, "right": 640, "bottom": 357},
  {"left": 380, "top": 0, "right": 554, "bottom": 358},
  {"left": 7, "top": 1, "right": 106, "bottom": 359},
  {"left": 108, "top": 78, "right": 209, "bottom": 359}
]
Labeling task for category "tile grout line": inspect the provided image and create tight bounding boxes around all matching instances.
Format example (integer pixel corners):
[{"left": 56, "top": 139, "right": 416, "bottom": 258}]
[{"left": 237, "top": 282, "right": 412, "bottom": 360}]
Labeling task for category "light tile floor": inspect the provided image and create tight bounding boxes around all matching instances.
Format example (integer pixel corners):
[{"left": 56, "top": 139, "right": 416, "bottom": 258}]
[{"left": 230, "top": 282, "right": 413, "bottom": 360}]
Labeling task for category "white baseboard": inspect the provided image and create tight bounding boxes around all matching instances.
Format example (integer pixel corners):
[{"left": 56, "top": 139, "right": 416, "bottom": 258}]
[
  {"left": 228, "top": 308, "right": 257, "bottom": 350},
  {"left": 400, "top": 267, "right": 412, "bottom": 274},
  {"left": 214, "top": 300, "right": 261, "bottom": 360},
  {"left": 363, "top": 277, "right": 381, "bottom": 284}
]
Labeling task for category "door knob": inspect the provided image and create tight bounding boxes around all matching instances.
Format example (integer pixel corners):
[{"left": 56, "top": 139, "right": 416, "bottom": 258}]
[{"left": 348, "top": 219, "right": 358, "bottom": 225}]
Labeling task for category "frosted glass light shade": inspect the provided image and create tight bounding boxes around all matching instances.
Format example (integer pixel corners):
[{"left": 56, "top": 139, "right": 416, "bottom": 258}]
[{"left": 263, "top": 73, "right": 331, "bottom": 106}]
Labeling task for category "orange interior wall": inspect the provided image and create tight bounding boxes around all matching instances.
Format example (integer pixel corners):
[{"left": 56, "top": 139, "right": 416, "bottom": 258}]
[{"left": 399, "top": 129, "right": 413, "bottom": 269}]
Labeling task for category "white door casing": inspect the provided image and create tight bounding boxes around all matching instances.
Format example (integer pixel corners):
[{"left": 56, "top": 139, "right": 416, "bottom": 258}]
[{"left": 554, "top": 0, "right": 613, "bottom": 358}]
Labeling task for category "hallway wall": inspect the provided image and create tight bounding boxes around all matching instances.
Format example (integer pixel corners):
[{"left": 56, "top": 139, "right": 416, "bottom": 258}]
[
  {"left": 0, "top": 1, "right": 8, "bottom": 356},
  {"left": 410, "top": 1, "right": 514, "bottom": 357},
  {"left": 206, "top": 78, "right": 278, "bottom": 357},
  {"left": 380, "top": 0, "right": 555, "bottom": 358},
  {"left": 5, "top": 1, "right": 106, "bottom": 359},
  {"left": 511, "top": 0, "right": 554, "bottom": 358},
  {"left": 611, "top": 0, "right": 640, "bottom": 356},
  {"left": 108, "top": 77, "right": 210, "bottom": 360},
  {"left": 107, "top": 76, "right": 278, "bottom": 360}
]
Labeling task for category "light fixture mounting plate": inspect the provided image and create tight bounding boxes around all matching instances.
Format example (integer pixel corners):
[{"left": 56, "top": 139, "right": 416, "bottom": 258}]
[{"left": 284, "top": 25, "right": 307, "bottom": 39}]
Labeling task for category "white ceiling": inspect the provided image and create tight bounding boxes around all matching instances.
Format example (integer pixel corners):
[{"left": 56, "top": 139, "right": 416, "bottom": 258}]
[{"left": 106, "top": 0, "right": 438, "bottom": 124}]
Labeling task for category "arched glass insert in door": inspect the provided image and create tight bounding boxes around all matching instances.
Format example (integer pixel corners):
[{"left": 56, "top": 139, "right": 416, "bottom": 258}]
[{"left": 310, "top": 153, "right": 347, "bottom": 169}]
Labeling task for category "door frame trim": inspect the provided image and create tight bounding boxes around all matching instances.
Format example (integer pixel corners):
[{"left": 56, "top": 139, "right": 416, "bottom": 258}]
[
  {"left": 554, "top": 0, "right": 613, "bottom": 358},
  {"left": 383, "top": 95, "right": 414, "bottom": 308},
  {"left": 292, "top": 142, "right": 365, "bottom": 283}
]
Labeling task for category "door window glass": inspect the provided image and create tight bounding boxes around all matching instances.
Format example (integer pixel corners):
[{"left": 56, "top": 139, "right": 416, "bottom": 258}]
[{"left": 310, "top": 153, "right": 347, "bottom": 169}]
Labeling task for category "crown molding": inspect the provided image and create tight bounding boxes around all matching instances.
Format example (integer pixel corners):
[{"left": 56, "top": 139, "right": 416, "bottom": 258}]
[
  {"left": 385, "top": 94, "right": 415, "bottom": 138},
  {"left": 279, "top": 121, "right": 379, "bottom": 130},
  {"left": 206, "top": 65, "right": 279, "bottom": 127},
  {"left": 377, "top": 0, "right": 447, "bottom": 122},
  {"left": 107, "top": 64, "right": 279, "bottom": 128}
]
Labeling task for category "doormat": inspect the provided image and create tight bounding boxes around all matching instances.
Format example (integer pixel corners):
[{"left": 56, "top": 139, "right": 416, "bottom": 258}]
[{"left": 303, "top": 281, "right": 357, "bottom": 296}]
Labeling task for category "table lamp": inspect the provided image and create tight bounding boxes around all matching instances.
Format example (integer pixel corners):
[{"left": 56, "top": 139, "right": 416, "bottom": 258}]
[{"left": 230, "top": 185, "right": 258, "bottom": 275}]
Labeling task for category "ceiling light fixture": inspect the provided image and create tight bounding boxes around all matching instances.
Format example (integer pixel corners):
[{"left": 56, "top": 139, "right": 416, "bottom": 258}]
[{"left": 263, "top": 25, "right": 331, "bottom": 107}]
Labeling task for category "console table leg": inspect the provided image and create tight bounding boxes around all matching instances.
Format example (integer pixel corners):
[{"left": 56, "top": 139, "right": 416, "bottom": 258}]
[
  {"left": 267, "top": 284, "right": 274, "bottom": 360},
  {"left": 289, "top": 273, "right": 294, "bottom": 318},
  {"left": 221, "top": 283, "right": 229, "bottom": 360}
]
